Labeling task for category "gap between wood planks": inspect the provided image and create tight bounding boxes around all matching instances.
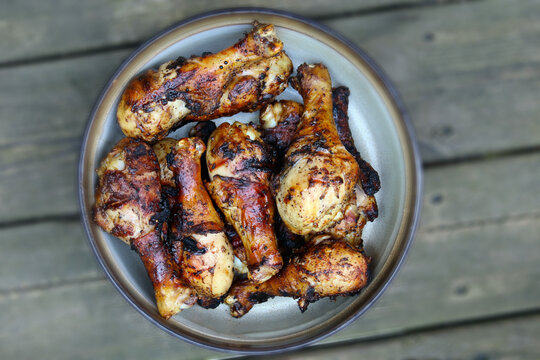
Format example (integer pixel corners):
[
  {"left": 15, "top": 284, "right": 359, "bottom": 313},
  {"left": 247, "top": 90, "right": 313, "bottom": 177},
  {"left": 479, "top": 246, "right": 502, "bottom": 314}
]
[
  {"left": 418, "top": 211, "right": 540, "bottom": 234},
  {"left": 0, "top": 144, "right": 539, "bottom": 229},
  {"left": 313, "top": 0, "right": 483, "bottom": 22},
  {"left": 229, "top": 307, "right": 540, "bottom": 359},
  {"left": 423, "top": 144, "right": 540, "bottom": 169},
  {"left": 0, "top": 0, "right": 484, "bottom": 69},
  {"left": 0, "top": 276, "right": 106, "bottom": 299},
  {"left": 1, "top": 203, "right": 539, "bottom": 298},
  {"left": 0, "top": 213, "right": 80, "bottom": 230}
]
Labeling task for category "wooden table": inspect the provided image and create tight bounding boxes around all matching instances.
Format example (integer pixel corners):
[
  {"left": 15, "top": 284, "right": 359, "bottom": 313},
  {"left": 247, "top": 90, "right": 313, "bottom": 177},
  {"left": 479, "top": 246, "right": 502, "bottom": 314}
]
[{"left": 1, "top": 0, "right": 539, "bottom": 358}]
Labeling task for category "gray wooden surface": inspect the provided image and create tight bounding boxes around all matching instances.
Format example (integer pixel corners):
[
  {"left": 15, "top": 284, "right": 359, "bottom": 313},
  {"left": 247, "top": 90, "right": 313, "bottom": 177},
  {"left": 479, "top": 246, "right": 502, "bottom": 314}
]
[{"left": 1, "top": 0, "right": 539, "bottom": 359}]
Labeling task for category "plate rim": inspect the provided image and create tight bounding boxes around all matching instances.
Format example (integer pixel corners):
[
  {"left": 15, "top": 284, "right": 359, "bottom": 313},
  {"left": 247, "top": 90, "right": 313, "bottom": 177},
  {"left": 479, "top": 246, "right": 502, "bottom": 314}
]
[{"left": 78, "top": 7, "right": 423, "bottom": 354}]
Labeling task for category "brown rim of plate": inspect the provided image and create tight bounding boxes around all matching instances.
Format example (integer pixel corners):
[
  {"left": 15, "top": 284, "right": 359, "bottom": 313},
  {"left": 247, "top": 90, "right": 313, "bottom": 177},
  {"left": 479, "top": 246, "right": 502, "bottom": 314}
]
[{"left": 78, "top": 7, "right": 423, "bottom": 354}]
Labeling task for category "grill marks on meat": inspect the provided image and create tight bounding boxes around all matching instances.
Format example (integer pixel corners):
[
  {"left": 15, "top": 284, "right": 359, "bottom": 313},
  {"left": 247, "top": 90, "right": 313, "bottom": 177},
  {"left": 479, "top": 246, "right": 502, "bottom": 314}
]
[
  {"left": 167, "top": 137, "right": 234, "bottom": 298},
  {"left": 332, "top": 86, "right": 380, "bottom": 196},
  {"left": 206, "top": 122, "right": 283, "bottom": 283},
  {"left": 117, "top": 22, "right": 293, "bottom": 142},
  {"left": 225, "top": 237, "right": 370, "bottom": 317},
  {"left": 96, "top": 29, "right": 383, "bottom": 318},
  {"left": 93, "top": 138, "right": 196, "bottom": 319},
  {"left": 259, "top": 100, "right": 304, "bottom": 159},
  {"left": 274, "top": 63, "right": 361, "bottom": 238},
  {"left": 259, "top": 83, "right": 380, "bottom": 246}
]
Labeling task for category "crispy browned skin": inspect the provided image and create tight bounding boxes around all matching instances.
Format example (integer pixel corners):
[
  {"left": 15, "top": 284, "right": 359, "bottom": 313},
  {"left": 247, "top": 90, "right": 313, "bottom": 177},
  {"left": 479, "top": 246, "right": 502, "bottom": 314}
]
[
  {"left": 332, "top": 86, "right": 380, "bottom": 196},
  {"left": 275, "top": 63, "right": 360, "bottom": 237},
  {"left": 325, "top": 86, "right": 379, "bottom": 246},
  {"left": 167, "top": 137, "right": 234, "bottom": 298},
  {"left": 152, "top": 138, "right": 179, "bottom": 229},
  {"left": 258, "top": 87, "right": 379, "bottom": 246},
  {"left": 259, "top": 100, "right": 304, "bottom": 159},
  {"left": 93, "top": 138, "right": 196, "bottom": 318},
  {"left": 275, "top": 215, "right": 305, "bottom": 260},
  {"left": 117, "top": 22, "right": 293, "bottom": 142},
  {"left": 188, "top": 122, "right": 217, "bottom": 144},
  {"left": 153, "top": 138, "right": 178, "bottom": 189},
  {"left": 206, "top": 122, "right": 283, "bottom": 283},
  {"left": 225, "top": 236, "right": 370, "bottom": 317}
]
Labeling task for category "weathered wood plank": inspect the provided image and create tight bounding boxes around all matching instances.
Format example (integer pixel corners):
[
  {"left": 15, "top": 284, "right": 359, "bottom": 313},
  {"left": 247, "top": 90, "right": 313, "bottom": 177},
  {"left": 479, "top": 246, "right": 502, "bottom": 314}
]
[
  {"left": 0, "top": 280, "right": 225, "bottom": 360},
  {"left": 1, "top": 154, "right": 539, "bottom": 357},
  {"left": 1, "top": 214, "right": 538, "bottom": 359},
  {"left": 1, "top": 0, "right": 540, "bottom": 222},
  {"left": 1, "top": 151, "right": 538, "bottom": 291},
  {"left": 269, "top": 313, "right": 540, "bottom": 359},
  {"left": 0, "top": 0, "right": 418, "bottom": 64},
  {"left": 420, "top": 153, "right": 540, "bottom": 229},
  {"left": 326, "top": 0, "right": 540, "bottom": 162},
  {"left": 0, "top": 51, "right": 130, "bottom": 222},
  {"left": 329, "top": 215, "right": 540, "bottom": 343},
  {"left": 0, "top": 221, "right": 101, "bottom": 292}
]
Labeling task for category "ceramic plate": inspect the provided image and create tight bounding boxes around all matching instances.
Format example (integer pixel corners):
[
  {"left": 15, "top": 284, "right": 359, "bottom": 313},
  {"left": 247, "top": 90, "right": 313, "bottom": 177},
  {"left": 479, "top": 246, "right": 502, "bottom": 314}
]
[{"left": 78, "top": 8, "right": 422, "bottom": 354}]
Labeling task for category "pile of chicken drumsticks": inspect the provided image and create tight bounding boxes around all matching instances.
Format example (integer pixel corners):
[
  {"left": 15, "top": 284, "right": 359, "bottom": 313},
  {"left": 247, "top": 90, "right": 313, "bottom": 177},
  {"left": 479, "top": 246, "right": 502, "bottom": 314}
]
[{"left": 93, "top": 22, "right": 380, "bottom": 319}]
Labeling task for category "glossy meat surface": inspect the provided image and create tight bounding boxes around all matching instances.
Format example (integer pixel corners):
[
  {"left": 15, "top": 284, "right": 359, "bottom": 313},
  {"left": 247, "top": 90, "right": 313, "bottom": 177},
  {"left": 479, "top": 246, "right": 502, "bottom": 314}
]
[
  {"left": 206, "top": 122, "right": 283, "bottom": 283},
  {"left": 225, "top": 236, "right": 370, "bottom": 317},
  {"left": 93, "top": 138, "right": 196, "bottom": 318},
  {"left": 275, "top": 63, "right": 360, "bottom": 236},
  {"left": 167, "top": 137, "right": 234, "bottom": 298},
  {"left": 117, "top": 22, "right": 293, "bottom": 142}
]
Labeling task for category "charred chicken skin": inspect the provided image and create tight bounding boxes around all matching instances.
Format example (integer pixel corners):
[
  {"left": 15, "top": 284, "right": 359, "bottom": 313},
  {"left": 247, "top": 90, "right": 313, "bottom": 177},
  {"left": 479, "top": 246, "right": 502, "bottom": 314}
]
[
  {"left": 225, "top": 236, "right": 370, "bottom": 317},
  {"left": 117, "top": 22, "right": 293, "bottom": 142},
  {"left": 332, "top": 86, "right": 380, "bottom": 196},
  {"left": 259, "top": 100, "right": 304, "bottom": 159},
  {"left": 152, "top": 138, "right": 179, "bottom": 225},
  {"left": 167, "top": 137, "right": 234, "bottom": 298},
  {"left": 324, "top": 86, "right": 379, "bottom": 246},
  {"left": 153, "top": 138, "right": 178, "bottom": 189},
  {"left": 262, "top": 94, "right": 379, "bottom": 245},
  {"left": 206, "top": 122, "right": 283, "bottom": 283},
  {"left": 93, "top": 138, "right": 196, "bottom": 319},
  {"left": 274, "top": 63, "right": 361, "bottom": 238}
]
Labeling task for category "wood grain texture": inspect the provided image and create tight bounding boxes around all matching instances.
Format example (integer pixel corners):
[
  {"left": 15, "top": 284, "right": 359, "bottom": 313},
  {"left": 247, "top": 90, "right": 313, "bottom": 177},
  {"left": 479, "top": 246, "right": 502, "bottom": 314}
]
[
  {"left": 330, "top": 216, "right": 540, "bottom": 343},
  {"left": 1, "top": 0, "right": 540, "bottom": 358},
  {"left": 267, "top": 312, "right": 540, "bottom": 359},
  {"left": 0, "top": 51, "right": 129, "bottom": 222},
  {"left": 0, "top": 280, "right": 224, "bottom": 360},
  {"left": 0, "top": 222, "right": 101, "bottom": 292},
  {"left": 1, "top": 152, "right": 538, "bottom": 291},
  {"left": 0, "top": 0, "right": 418, "bottom": 64},
  {"left": 326, "top": 0, "right": 540, "bottom": 162},
  {"left": 1, "top": 0, "right": 539, "bottom": 222},
  {"left": 420, "top": 152, "right": 540, "bottom": 229},
  {"left": 1, "top": 214, "right": 538, "bottom": 359},
  {"left": 1, "top": 153, "right": 539, "bottom": 359}
]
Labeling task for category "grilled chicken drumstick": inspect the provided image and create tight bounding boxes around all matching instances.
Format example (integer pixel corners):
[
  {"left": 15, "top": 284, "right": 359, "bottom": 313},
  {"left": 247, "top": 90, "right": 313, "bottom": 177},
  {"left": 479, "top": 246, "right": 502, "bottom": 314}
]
[
  {"left": 261, "top": 87, "right": 379, "bottom": 246},
  {"left": 117, "top": 22, "right": 293, "bottom": 142},
  {"left": 225, "top": 236, "right": 370, "bottom": 317},
  {"left": 93, "top": 138, "right": 196, "bottom": 319},
  {"left": 167, "top": 137, "right": 234, "bottom": 298},
  {"left": 206, "top": 122, "right": 283, "bottom": 283},
  {"left": 274, "top": 63, "right": 361, "bottom": 238}
]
